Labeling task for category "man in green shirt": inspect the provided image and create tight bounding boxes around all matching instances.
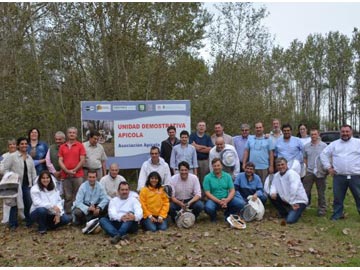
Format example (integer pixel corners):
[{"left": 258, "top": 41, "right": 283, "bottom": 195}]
[{"left": 203, "top": 158, "right": 244, "bottom": 222}]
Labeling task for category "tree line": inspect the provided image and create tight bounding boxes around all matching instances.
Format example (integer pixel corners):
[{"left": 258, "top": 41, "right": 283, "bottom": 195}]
[{"left": 1, "top": 2, "right": 360, "bottom": 151}]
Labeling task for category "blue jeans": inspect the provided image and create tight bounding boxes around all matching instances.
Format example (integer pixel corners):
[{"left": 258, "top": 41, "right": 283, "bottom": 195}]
[
  {"left": 169, "top": 199, "right": 204, "bottom": 221},
  {"left": 99, "top": 217, "right": 138, "bottom": 237},
  {"left": 332, "top": 175, "right": 360, "bottom": 220},
  {"left": 270, "top": 195, "right": 306, "bottom": 224},
  {"left": 204, "top": 195, "right": 245, "bottom": 222},
  {"left": 30, "top": 207, "right": 71, "bottom": 232},
  {"left": 9, "top": 185, "right": 32, "bottom": 228},
  {"left": 142, "top": 217, "right": 168, "bottom": 232}
]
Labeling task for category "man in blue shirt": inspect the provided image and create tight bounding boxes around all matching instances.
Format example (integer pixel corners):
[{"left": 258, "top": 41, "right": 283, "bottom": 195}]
[
  {"left": 72, "top": 170, "right": 109, "bottom": 225},
  {"left": 233, "top": 123, "right": 252, "bottom": 172},
  {"left": 234, "top": 162, "right": 267, "bottom": 205},
  {"left": 243, "top": 122, "right": 274, "bottom": 184},
  {"left": 275, "top": 123, "right": 304, "bottom": 171},
  {"left": 189, "top": 121, "right": 213, "bottom": 184},
  {"left": 170, "top": 130, "right": 198, "bottom": 175}
]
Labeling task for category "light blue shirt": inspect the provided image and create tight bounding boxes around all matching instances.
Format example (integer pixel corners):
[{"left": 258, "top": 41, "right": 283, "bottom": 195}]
[
  {"left": 233, "top": 135, "right": 254, "bottom": 162},
  {"left": 72, "top": 181, "right": 109, "bottom": 214},
  {"left": 275, "top": 136, "right": 304, "bottom": 164},
  {"left": 170, "top": 144, "right": 198, "bottom": 170},
  {"left": 245, "top": 136, "right": 274, "bottom": 169}
]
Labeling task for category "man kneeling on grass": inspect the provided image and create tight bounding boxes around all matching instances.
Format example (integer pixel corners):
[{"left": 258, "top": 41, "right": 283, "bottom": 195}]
[
  {"left": 203, "top": 158, "right": 244, "bottom": 222},
  {"left": 269, "top": 157, "right": 308, "bottom": 224},
  {"left": 100, "top": 181, "right": 143, "bottom": 244}
]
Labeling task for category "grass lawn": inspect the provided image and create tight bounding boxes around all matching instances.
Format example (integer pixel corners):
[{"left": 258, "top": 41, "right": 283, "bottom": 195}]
[{"left": 0, "top": 176, "right": 359, "bottom": 267}]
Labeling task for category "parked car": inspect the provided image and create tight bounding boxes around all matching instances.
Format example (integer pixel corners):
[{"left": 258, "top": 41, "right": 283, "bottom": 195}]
[{"left": 320, "top": 131, "right": 360, "bottom": 145}]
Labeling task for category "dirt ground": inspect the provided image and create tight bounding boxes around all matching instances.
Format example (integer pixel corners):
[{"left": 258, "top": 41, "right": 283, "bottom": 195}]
[{"left": 0, "top": 193, "right": 359, "bottom": 267}]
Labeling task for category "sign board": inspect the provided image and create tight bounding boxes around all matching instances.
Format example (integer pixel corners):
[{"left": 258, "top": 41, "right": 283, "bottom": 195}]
[{"left": 81, "top": 100, "right": 191, "bottom": 169}]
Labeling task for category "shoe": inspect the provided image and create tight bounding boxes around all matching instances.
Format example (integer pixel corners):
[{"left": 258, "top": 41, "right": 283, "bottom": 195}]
[
  {"left": 226, "top": 215, "right": 246, "bottom": 229},
  {"left": 82, "top": 218, "right": 99, "bottom": 234},
  {"left": 39, "top": 230, "right": 47, "bottom": 235},
  {"left": 110, "top": 234, "right": 129, "bottom": 244},
  {"left": 110, "top": 235, "right": 122, "bottom": 244}
]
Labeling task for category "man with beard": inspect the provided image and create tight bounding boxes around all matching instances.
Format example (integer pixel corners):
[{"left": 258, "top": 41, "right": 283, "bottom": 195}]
[
  {"left": 320, "top": 124, "right": 360, "bottom": 220},
  {"left": 275, "top": 124, "right": 304, "bottom": 175}
]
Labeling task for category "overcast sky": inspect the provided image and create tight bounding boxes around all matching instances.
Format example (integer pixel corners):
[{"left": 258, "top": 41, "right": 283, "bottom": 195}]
[
  {"left": 200, "top": 2, "right": 360, "bottom": 61},
  {"left": 259, "top": 2, "right": 360, "bottom": 48}
]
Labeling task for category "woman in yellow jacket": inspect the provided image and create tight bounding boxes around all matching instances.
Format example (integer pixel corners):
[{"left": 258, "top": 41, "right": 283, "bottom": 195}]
[{"left": 140, "top": 171, "right": 170, "bottom": 231}]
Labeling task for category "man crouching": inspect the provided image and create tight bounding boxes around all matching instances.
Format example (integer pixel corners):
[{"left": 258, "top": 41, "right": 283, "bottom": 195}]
[
  {"left": 99, "top": 181, "right": 143, "bottom": 244},
  {"left": 270, "top": 157, "right": 308, "bottom": 224}
]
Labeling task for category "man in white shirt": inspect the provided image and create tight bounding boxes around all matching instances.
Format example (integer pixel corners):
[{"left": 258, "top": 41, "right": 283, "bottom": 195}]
[
  {"left": 269, "top": 157, "right": 308, "bottom": 224},
  {"left": 137, "top": 146, "right": 171, "bottom": 192},
  {"left": 320, "top": 124, "right": 360, "bottom": 220},
  {"left": 99, "top": 182, "right": 143, "bottom": 244},
  {"left": 209, "top": 137, "right": 240, "bottom": 179},
  {"left": 100, "top": 163, "right": 139, "bottom": 199}
]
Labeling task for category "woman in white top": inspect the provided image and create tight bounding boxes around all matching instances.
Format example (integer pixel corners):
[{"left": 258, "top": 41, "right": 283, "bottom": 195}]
[
  {"left": 0, "top": 139, "right": 17, "bottom": 224},
  {"left": 30, "top": 171, "right": 71, "bottom": 234}
]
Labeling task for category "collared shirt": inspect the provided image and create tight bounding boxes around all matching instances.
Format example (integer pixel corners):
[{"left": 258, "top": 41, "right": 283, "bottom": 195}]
[
  {"left": 108, "top": 196, "right": 143, "bottom": 222},
  {"left": 58, "top": 141, "right": 86, "bottom": 178},
  {"left": 245, "top": 136, "right": 274, "bottom": 169},
  {"left": 211, "top": 133, "right": 234, "bottom": 146},
  {"left": 137, "top": 157, "right": 171, "bottom": 192},
  {"left": 170, "top": 144, "right": 198, "bottom": 170},
  {"left": 275, "top": 136, "right": 304, "bottom": 164},
  {"left": 304, "top": 140, "right": 327, "bottom": 173},
  {"left": 270, "top": 169, "right": 308, "bottom": 205},
  {"left": 233, "top": 135, "right": 254, "bottom": 161},
  {"left": 100, "top": 174, "right": 127, "bottom": 199},
  {"left": 189, "top": 132, "right": 214, "bottom": 160},
  {"left": 170, "top": 173, "right": 202, "bottom": 201},
  {"left": 83, "top": 141, "right": 107, "bottom": 169},
  {"left": 203, "top": 171, "right": 234, "bottom": 200},
  {"left": 269, "top": 130, "right": 283, "bottom": 146},
  {"left": 72, "top": 181, "right": 109, "bottom": 214},
  {"left": 320, "top": 137, "right": 360, "bottom": 175},
  {"left": 233, "top": 172, "right": 266, "bottom": 201}
]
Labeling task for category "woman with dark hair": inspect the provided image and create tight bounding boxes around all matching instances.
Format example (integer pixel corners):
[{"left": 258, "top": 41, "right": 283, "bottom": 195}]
[
  {"left": 30, "top": 171, "right": 70, "bottom": 234},
  {"left": 139, "top": 171, "right": 169, "bottom": 231},
  {"left": 297, "top": 124, "right": 311, "bottom": 146},
  {"left": 3, "top": 137, "right": 37, "bottom": 229},
  {"left": 27, "top": 128, "right": 48, "bottom": 175}
]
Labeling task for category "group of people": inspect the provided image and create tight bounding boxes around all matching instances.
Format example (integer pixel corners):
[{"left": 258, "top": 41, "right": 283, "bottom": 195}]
[{"left": 0, "top": 120, "right": 359, "bottom": 244}]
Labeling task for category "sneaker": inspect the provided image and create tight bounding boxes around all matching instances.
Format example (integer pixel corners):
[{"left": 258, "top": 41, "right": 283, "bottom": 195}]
[
  {"left": 82, "top": 218, "right": 99, "bottom": 234},
  {"left": 226, "top": 215, "right": 246, "bottom": 229},
  {"left": 39, "top": 230, "right": 47, "bottom": 235}
]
